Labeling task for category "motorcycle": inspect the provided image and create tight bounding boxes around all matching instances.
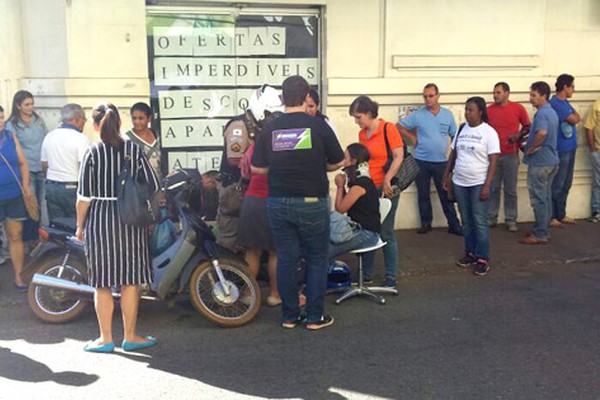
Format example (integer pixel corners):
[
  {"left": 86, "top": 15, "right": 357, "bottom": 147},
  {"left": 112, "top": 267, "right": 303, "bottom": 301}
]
[{"left": 24, "top": 169, "right": 261, "bottom": 328}]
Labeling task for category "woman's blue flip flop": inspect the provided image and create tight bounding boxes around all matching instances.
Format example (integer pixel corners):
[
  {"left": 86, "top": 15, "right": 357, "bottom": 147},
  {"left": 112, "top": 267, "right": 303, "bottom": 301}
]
[{"left": 83, "top": 341, "right": 115, "bottom": 353}]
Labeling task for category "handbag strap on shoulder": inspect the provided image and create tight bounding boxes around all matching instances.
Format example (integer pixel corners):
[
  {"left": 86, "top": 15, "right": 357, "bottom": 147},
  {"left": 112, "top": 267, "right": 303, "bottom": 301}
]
[{"left": 382, "top": 122, "right": 393, "bottom": 161}]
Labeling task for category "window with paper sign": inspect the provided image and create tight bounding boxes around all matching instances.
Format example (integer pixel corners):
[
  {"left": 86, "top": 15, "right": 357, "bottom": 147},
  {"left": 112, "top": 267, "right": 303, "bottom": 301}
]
[{"left": 146, "top": 7, "right": 321, "bottom": 175}]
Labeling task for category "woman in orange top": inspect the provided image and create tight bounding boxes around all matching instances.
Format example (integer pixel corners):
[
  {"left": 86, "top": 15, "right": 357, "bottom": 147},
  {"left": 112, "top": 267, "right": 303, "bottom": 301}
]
[{"left": 349, "top": 95, "right": 404, "bottom": 287}]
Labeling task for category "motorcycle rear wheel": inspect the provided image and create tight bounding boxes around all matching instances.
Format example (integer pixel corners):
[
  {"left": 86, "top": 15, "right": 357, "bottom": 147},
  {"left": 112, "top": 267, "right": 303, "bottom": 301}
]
[
  {"left": 189, "top": 258, "right": 260, "bottom": 328},
  {"left": 28, "top": 255, "right": 88, "bottom": 324}
]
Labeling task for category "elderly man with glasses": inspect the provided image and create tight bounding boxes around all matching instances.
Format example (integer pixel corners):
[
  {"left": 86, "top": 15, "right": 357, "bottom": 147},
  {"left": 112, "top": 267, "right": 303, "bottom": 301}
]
[{"left": 396, "top": 83, "right": 462, "bottom": 235}]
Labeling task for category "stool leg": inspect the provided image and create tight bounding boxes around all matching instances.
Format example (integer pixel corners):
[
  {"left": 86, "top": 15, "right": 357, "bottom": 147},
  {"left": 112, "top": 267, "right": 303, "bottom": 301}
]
[{"left": 335, "top": 254, "right": 386, "bottom": 305}]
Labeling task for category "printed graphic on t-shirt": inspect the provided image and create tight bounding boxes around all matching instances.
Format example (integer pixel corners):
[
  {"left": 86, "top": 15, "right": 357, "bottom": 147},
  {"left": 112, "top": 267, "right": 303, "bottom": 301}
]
[
  {"left": 272, "top": 128, "right": 312, "bottom": 151},
  {"left": 457, "top": 133, "right": 483, "bottom": 152}
]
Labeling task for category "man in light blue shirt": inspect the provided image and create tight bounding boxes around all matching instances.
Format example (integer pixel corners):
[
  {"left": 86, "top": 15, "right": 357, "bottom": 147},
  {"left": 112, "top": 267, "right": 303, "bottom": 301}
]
[
  {"left": 520, "top": 81, "right": 559, "bottom": 245},
  {"left": 397, "top": 83, "right": 462, "bottom": 235}
]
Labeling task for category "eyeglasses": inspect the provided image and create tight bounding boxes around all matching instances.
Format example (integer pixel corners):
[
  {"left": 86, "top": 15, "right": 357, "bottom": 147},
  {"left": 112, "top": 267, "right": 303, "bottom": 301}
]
[{"left": 422, "top": 94, "right": 438, "bottom": 99}]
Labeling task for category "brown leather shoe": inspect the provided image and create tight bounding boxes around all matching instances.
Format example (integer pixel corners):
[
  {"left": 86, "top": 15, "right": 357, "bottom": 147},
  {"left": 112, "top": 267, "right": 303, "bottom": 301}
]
[
  {"left": 518, "top": 235, "right": 548, "bottom": 245},
  {"left": 549, "top": 218, "right": 563, "bottom": 228},
  {"left": 561, "top": 216, "right": 577, "bottom": 224}
]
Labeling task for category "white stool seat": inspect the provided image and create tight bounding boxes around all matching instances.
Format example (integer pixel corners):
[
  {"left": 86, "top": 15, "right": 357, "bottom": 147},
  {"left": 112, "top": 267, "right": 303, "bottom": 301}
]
[{"left": 350, "top": 239, "right": 387, "bottom": 254}]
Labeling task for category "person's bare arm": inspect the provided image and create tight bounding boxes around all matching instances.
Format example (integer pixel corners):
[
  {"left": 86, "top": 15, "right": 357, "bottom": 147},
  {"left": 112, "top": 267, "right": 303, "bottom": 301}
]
[
  {"left": 396, "top": 123, "right": 417, "bottom": 147},
  {"left": 382, "top": 147, "right": 404, "bottom": 197},
  {"left": 250, "top": 166, "right": 269, "bottom": 175},
  {"left": 480, "top": 153, "right": 499, "bottom": 201},
  {"left": 525, "top": 130, "right": 548, "bottom": 155},
  {"left": 75, "top": 199, "right": 91, "bottom": 242},
  {"left": 327, "top": 160, "right": 345, "bottom": 172},
  {"left": 565, "top": 111, "right": 581, "bottom": 125},
  {"left": 586, "top": 128, "right": 595, "bottom": 152},
  {"left": 13, "top": 135, "right": 32, "bottom": 195}
]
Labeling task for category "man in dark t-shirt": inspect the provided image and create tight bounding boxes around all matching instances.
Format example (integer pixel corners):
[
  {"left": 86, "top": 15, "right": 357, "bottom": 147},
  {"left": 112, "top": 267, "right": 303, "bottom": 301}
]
[{"left": 252, "top": 76, "right": 344, "bottom": 330}]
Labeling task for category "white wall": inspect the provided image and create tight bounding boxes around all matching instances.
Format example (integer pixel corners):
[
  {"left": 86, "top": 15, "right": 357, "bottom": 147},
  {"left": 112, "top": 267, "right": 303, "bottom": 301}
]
[
  {"left": 0, "top": 0, "right": 25, "bottom": 109},
  {"left": 325, "top": 0, "right": 600, "bottom": 228},
  {"left": 4, "top": 0, "right": 600, "bottom": 228}
]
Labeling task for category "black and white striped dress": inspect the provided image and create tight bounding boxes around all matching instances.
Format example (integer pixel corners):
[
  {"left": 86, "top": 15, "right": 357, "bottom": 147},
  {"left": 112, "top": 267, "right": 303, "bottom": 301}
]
[{"left": 77, "top": 140, "right": 159, "bottom": 288}]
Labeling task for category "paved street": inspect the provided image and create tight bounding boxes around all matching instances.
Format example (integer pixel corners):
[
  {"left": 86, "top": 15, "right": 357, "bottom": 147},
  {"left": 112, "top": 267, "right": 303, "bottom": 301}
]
[{"left": 1, "top": 221, "right": 599, "bottom": 400}]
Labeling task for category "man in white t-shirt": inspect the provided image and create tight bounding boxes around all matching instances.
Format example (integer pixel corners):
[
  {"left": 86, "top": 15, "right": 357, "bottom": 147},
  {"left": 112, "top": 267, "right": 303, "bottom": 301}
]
[{"left": 41, "top": 104, "right": 91, "bottom": 219}]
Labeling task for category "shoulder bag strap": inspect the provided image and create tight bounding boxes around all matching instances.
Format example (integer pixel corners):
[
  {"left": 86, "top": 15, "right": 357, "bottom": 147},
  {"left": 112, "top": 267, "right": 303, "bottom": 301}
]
[
  {"left": 382, "top": 122, "right": 393, "bottom": 161},
  {"left": 450, "top": 123, "right": 467, "bottom": 171},
  {"left": 455, "top": 123, "right": 466, "bottom": 154}
]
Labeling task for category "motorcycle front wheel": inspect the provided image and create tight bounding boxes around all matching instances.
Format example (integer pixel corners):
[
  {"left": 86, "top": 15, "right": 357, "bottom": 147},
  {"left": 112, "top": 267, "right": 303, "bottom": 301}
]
[
  {"left": 189, "top": 258, "right": 260, "bottom": 328},
  {"left": 28, "top": 255, "right": 88, "bottom": 324}
]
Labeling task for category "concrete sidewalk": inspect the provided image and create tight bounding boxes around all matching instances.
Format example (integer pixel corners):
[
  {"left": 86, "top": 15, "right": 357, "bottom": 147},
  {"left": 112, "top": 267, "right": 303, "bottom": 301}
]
[{"left": 356, "top": 219, "right": 600, "bottom": 278}]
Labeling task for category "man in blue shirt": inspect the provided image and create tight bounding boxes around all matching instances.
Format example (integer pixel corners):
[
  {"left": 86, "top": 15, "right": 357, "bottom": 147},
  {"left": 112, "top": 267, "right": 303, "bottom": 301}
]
[
  {"left": 520, "top": 81, "right": 559, "bottom": 245},
  {"left": 397, "top": 83, "right": 462, "bottom": 235},
  {"left": 548, "top": 74, "right": 580, "bottom": 227}
]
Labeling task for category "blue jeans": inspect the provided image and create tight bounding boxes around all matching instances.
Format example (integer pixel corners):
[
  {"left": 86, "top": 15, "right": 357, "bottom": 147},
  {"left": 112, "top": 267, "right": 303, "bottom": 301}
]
[
  {"left": 591, "top": 152, "right": 600, "bottom": 214},
  {"left": 415, "top": 160, "right": 461, "bottom": 230},
  {"left": 552, "top": 150, "right": 576, "bottom": 221},
  {"left": 454, "top": 184, "right": 490, "bottom": 260},
  {"left": 362, "top": 193, "right": 399, "bottom": 280},
  {"left": 527, "top": 165, "right": 558, "bottom": 240},
  {"left": 45, "top": 181, "right": 77, "bottom": 219},
  {"left": 328, "top": 229, "right": 379, "bottom": 259},
  {"left": 267, "top": 197, "right": 329, "bottom": 324},
  {"left": 489, "top": 153, "right": 520, "bottom": 224}
]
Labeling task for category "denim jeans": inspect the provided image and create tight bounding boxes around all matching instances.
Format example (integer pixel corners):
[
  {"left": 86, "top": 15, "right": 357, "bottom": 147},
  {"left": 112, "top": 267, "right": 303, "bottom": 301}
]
[
  {"left": 591, "top": 151, "right": 600, "bottom": 214},
  {"left": 328, "top": 229, "right": 379, "bottom": 259},
  {"left": 551, "top": 150, "right": 576, "bottom": 221},
  {"left": 454, "top": 184, "right": 490, "bottom": 260},
  {"left": 362, "top": 192, "right": 399, "bottom": 280},
  {"left": 489, "top": 153, "right": 519, "bottom": 224},
  {"left": 45, "top": 181, "right": 77, "bottom": 219},
  {"left": 527, "top": 165, "right": 558, "bottom": 240},
  {"left": 267, "top": 197, "right": 329, "bottom": 323},
  {"left": 415, "top": 160, "right": 461, "bottom": 230}
]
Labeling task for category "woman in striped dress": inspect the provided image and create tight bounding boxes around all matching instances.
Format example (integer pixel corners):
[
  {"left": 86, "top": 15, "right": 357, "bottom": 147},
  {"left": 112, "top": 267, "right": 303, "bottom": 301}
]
[{"left": 75, "top": 104, "right": 159, "bottom": 353}]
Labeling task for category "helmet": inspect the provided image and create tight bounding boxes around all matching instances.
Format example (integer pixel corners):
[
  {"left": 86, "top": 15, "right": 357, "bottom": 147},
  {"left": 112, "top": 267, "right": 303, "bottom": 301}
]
[
  {"left": 247, "top": 84, "right": 284, "bottom": 122},
  {"left": 327, "top": 260, "right": 352, "bottom": 290}
]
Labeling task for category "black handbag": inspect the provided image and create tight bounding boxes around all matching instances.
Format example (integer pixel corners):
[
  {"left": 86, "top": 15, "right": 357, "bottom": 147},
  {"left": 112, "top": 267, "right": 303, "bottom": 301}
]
[
  {"left": 383, "top": 123, "right": 421, "bottom": 193},
  {"left": 116, "top": 143, "right": 161, "bottom": 227}
]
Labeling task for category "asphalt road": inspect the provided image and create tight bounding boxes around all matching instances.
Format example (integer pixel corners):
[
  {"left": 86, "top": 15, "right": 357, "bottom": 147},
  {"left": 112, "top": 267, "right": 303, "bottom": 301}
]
[{"left": 0, "top": 253, "right": 598, "bottom": 400}]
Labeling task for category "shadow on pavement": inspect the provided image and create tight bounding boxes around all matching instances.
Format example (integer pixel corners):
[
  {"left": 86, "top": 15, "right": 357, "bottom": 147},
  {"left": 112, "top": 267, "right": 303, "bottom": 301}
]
[{"left": 0, "top": 346, "right": 98, "bottom": 386}]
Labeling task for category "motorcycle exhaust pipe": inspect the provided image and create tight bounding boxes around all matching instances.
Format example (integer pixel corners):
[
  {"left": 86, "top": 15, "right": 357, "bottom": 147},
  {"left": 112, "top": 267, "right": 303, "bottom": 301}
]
[
  {"left": 32, "top": 274, "right": 96, "bottom": 295},
  {"left": 31, "top": 274, "right": 160, "bottom": 301}
]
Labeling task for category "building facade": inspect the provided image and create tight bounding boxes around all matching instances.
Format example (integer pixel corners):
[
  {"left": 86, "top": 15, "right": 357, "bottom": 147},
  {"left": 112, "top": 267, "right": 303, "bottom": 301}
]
[{"left": 1, "top": 0, "right": 599, "bottom": 228}]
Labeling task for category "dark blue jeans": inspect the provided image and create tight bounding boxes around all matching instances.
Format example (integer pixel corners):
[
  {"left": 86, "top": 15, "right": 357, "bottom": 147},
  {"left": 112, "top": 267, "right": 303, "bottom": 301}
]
[
  {"left": 454, "top": 184, "right": 490, "bottom": 260},
  {"left": 551, "top": 150, "right": 576, "bottom": 221},
  {"left": 267, "top": 197, "right": 329, "bottom": 324},
  {"left": 527, "top": 165, "right": 558, "bottom": 240},
  {"left": 45, "top": 181, "right": 77, "bottom": 219},
  {"left": 415, "top": 160, "right": 461, "bottom": 230},
  {"left": 362, "top": 192, "right": 399, "bottom": 280}
]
